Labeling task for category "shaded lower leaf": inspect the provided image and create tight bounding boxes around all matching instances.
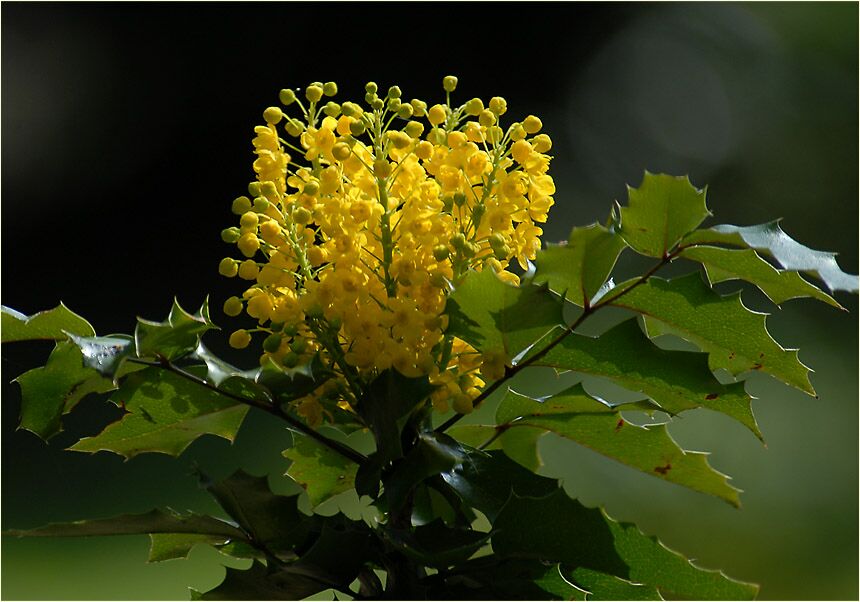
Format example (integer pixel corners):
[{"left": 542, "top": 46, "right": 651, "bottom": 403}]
[
  {"left": 1, "top": 303, "right": 95, "bottom": 342},
  {"left": 3, "top": 508, "right": 245, "bottom": 539},
  {"left": 383, "top": 432, "right": 465, "bottom": 512},
  {"left": 383, "top": 519, "right": 490, "bottom": 568},
  {"left": 15, "top": 341, "right": 113, "bottom": 439},
  {"left": 496, "top": 387, "right": 741, "bottom": 506},
  {"left": 284, "top": 432, "right": 358, "bottom": 508},
  {"left": 448, "top": 424, "right": 546, "bottom": 472},
  {"left": 70, "top": 367, "right": 249, "bottom": 458},
  {"left": 200, "top": 561, "right": 327, "bottom": 600},
  {"left": 534, "top": 318, "right": 761, "bottom": 439},
  {"left": 570, "top": 567, "right": 661, "bottom": 600},
  {"left": 148, "top": 533, "right": 228, "bottom": 562}
]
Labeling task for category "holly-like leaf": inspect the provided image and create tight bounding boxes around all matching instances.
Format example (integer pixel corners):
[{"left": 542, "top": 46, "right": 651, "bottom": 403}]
[
  {"left": 147, "top": 533, "right": 229, "bottom": 562},
  {"left": 283, "top": 432, "right": 358, "bottom": 508},
  {"left": 533, "top": 223, "right": 628, "bottom": 307},
  {"left": 534, "top": 319, "right": 761, "bottom": 439},
  {"left": 495, "top": 387, "right": 741, "bottom": 506},
  {"left": 2, "top": 303, "right": 95, "bottom": 342},
  {"left": 207, "top": 470, "right": 315, "bottom": 556},
  {"left": 383, "top": 519, "right": 490, "bottom": 568},
  {"left": 199, "top": 561, "right": 324, "bottom": 601},
  {"left": 256, "top": 354, "right": 328, "bottom": 405},
  {"left": 441, "top": 449, "right": 559, "bottom": 521},
  {"left": 610, "top": 273, "right": 815, "bottom": 395},
  {"left": 681, "top": 220, "right": 858, "bottom": 293},
  {"left": 15, "top": 341, "right": 114, "bottom": 439},
  {"left": 492, "top": 489, "right": 628, "bottom": 576},
  {"left": 446, "top": 269, "right": 564, "bottom": 362},
  {"left": 65, "top": 333, "right": 138, "bottom": 380},
  {"left": 448, "top": 424, "right": 546, "bottom": 472},
  {"left": 619, "top": 172, "right": 710, "bottom": 258},
  {"left": 135, "top": 298, "right": 215, "bottom": 361},
  {"left": 383, "top": 432, "right": 465, "bottom": 512},
  {"left": 3, "top": 508, "right": 246, "bottom": 540},
  {"left": 607, "top": 519, "right": 758, "bottom": 599},
  {"left": 70, "top": 367, "right": 249, "bottom": 458},
  {"left": 569, "top": 568, "right": 660, "bottom": 600},
  {"left": 680, "top": 246, "right": 841, "bottom": 308}
]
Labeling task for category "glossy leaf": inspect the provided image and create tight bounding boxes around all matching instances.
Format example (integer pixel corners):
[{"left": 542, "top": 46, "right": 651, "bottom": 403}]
[
  {"left": 3, "top": 508, "right": 245, "bottom": 539},
  {"left": 1, "top": 303, "right": 95, "bottom": 342},
  {"left": 283, "top": 432, "right": 358, "bottom": 508},
  {"left": 610, "top": 273, "right": 814, "bottom": 395},
  {"left": 66, "top": 333, "right": 137, "bottom": 380},
  {"left": 135, "top": 298, "right": 215, "bottom": 361},
  {"left": 15, "top": 341, "right": 113, "bottom": 438},
  {"left": 619, "top": 172, "right": 710, "bottom": 258},
  {"left": 148, "top": 533, "right": 228, "bottom": 562},
  {"left": 71, "top": 367, "right": 249, "bottom": 458},
  {"left": 448, "top": 424, "right": 546, "bottom": 472},
  {"left": 680, "top": 246, "right": 840, "bottom": 308},
  {"left": 569, "top": 568, "right": 661, "bottom": 600},
  {"left": 383, "top": 519, "right": 490, "bottom": 568},
  {"left": 446, "top": 268, "right": 564, "bottom": 362},
  {"left": 207, "top": 470, "right": 314, "bottom": 555},
  {"left": 534, "top": 319, "right": 761, "bottom": 439},
  {"left": 495, "top": 387, "right": 741, "bottom": 505},
  {"left": 607, "top": 519, "right": 758, "bottom": 599},
  {"left": 681, "top": 220, "right": 858, "bottom": 293},
  {"left": 384, "top": 432, "right": 465, "bottom": 512},
  {"left": 533, "top": 223, "right": 628, "bottom": 307}
]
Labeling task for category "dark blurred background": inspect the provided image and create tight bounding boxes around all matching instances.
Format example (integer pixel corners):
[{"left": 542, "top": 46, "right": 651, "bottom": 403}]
[{"left": 2, "top": 2, "right": 857, "bottom": 599}]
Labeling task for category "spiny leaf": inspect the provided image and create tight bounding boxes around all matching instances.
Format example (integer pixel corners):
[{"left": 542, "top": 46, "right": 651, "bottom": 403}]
[
  {"left": 533, "top": 319, "right": 761, "bottom": 439},
  {"left": 383, "top": 432, "right": 465, "bottom": 513},
  {"left": 15, "top": 341, "right": 113, "bottom": 439},
  {"left": 619, "top": 172, "right": 710, "bottom": 258},
  {"left": 207, "top": 470, "right": 315, "bottom": 556},
  {"left": 610, "top": 273, "right": 815, "bottom": 395},
  {"left": 283, "top": 432, "right": 358, "bottom": 508},
  {"left": 607, "top": 518, "right": 758, "bottom": 599},
  {"left": 148, "top": 533, "right": 229, "bottom": 562},
  {"left": 135, "top": 298, "right": 215, "bottom": 361},
  {"left": 65, "top": 333, "right": 138, "bottom": 381},
  {"left": 533, "top": 223, "right": 628, "bottom": 307},
  {"left": 3, "top": 508, "right": 245, "bottom": 539},
  {"left": 495, "top": 387, "right": 741, "bottom": 506},
  {"left": 447, "top": 424, "right": 546, "bottom": 472},
  {"left": 681, "top": 220, "right": 858, "bottom": 293},
  {"left": 199, "top": 561, "right": 325, "bottom": 601},
  {"left": 569, "top": 568, "right": 661, "bottom": 600},
  {"left": 2, "top": 303, "right": 95, "bottom": 342},
  {"left": 446, "top": 268, "right": 564, "bottom": 363},
  {"left": 71, "top": 367, "right": 248, "bottom": 458},
  {"left": 680, "top": 245, "right": 841, "bottom": 308},
  {"left": 383, "top": 519, "right": 490, "bottom": 568}
]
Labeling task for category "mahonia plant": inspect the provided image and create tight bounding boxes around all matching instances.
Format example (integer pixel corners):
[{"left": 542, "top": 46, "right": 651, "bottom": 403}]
[{"left": 3, "top": 76, "right": 857, "bottom": 601}]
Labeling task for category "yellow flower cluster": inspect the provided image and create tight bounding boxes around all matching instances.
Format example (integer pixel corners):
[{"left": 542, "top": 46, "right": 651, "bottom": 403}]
[{"left": 220, "top": 77, "right": 555, "bottom": 425}]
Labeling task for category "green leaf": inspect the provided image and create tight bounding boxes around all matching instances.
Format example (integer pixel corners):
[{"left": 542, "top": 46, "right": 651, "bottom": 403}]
[
  {"left": 207, "top": 470, "right": 314, "bottom": 556},
  {"left": 357, "top": 369, "right": 436, "bottom": 462},
  {"left": 66, "top": 333, "right": 138, "bottom": 380},
  {"left": 3, "top": 508, "right": 246, "bottom": 539},
  {"left": 135, "top": 298, "right": 215, "bottom": 361},
  {"left": 533, "top": 223, "right": 628, "bottom": 307},
  {"left": 288, "top": 514, "right": 376, "bottom": 588},
  {"left": 256, "top": 354, "right": 328, "bottom": 405},
  {"left": 681, "top": 220, "right": 858, "bottom": 293},
  {"left": 569, "top": 568, "right": 661, "bottom": 600},
  {"left": 534, "top": 319, "right": 761, "bottom": 439},
  {"left": 384, "top": 433, "right": 465, "bottom": 512},
  {"left": 495, "top": 387, "right": 741, "bottom": 505},
  {"left": 447, "top": 424, "right": 546, "bottom": 472},
  {"left": 283, "top": 432, "right": 358, "bottom": 508},
  {"left": 383, "top": 519, "right": 490, "bottom": 568},
  {"left": 610, "top": 273, "right": 815, "bottom": 395},
  {"left": 199, "top": 561, "right": 325, "bottom": 601},
  {"left": 493, "top": 489, "right": 628, "bottom": 576},
  {"left": 607, "top": 519, "right": 758, "bottom": 599},
  {"left": 680, "top": 245, "right": 841, "bottom": 308},
  {"left": 619, "top": 172, "right": 710, "bottom": 258},
  {"left": 148, "top": 533, "right": 228, "bottom": 562},
  {"left": 441, "top": 449, "right": 559, "bottom": 521},
  {"left": 15, "top": 341, "right": 114, "bottom": 438},
  {"left": 446, "top": 268, "right": 564, "bottom": 362},
  {"left": 2, "top": 303, "right": 95, "bottom": 342},
  {"left": 71, "top": 367, "right": 249, "bottom": 458}
]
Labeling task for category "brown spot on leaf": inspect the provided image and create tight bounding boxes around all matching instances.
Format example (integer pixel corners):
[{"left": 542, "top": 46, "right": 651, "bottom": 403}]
[
  {"left": 759, "top": 353, "right": 765, "bottom": 359},
  {"left": 615, "top": 419, "right": 624, "bottom": 432},
  {"left": 654, "top": 463, "right": 672, "bottom": 475},
  {"left": 728, "top": 352, "right": 735, "bottom": 360},
  {"left": 752, "top": 363, "right": 763, "bottom": 370},
  {"left": 705, "top": 393, "right": 719, "bottom": 400}
]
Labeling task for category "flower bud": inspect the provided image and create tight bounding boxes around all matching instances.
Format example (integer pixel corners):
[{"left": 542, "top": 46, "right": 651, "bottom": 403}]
[
  {"left": 489, "top": 96, "right": 507, "bottom": 116},
  {"left": 248, "top": 182, "right": 262, "bottom": 197},
  {"left": 373, "top": 159, "right": 392, "bottom": 178},
  {"left": 450, "top": 233, "right": 467, "bottom": 249},
  {"left": 523, "top": 115, "right": 542, "bottom": 134},
  {"left": 452, "top": 393, "right": 474, "bottom": 415},
  {"left": 221, "top": 227, "right": 241, "bottom": 243},
  {"left": 387, "top": 98, "right": 402, "bottom": 113},
  {"left": 263, "top": 333, "right": 282, "bottom": 353},
  {"left": 279, "top": 89, "right": 297, "bottom": 105},
  {"left": 471, "top": 203, "right": 486, "bottom": 227},
  {"left": 432, "top": 245, "right": 450, "bottom": 261},
  {"left": 404, "top": 120, "right": 424, "bottom": 138},
  {"left": 323, "top": 101, "right": 341, "bottom": 117},
  {"left": 218, "top": 257, "right": 238, "bottom": 277},
  {"left": 283, "top": 323, "right": 299, "bottom": 336},
  {"left": 371, "top": 97, "right": 385, "bottom": 111},
  {"left": 323, "top": 81, "right": 338, "bottom": 96},
  {"left": 240, "top": 211, "right": 259, "bottom": 229},
  {"left": 285, "top": 119, "right": 303, "bottom": 137},
  {"left": 263, "top": 106, "right": 283, "bottom": 124},
  {"left": 253, "top": 197, "right": 271, "bottom": 212},
  {"left": 365, "top": 81, "right": 378, "bottom": 94},
  {"left": 349, "top": 119, "right": 367, "bottom": 136},
  {"left": 238, "top": 260, "right": 259, "bottom": 280},
  {"left": 442, "top": 75, "right": 458, "bottom": 92},
  {"left": 260, "top": 181, "right": 278, "bottom": 200},
  {"left": 229, "top": 329, "right": 252, "bottom": 349},
  {"left": 397, "top": 103, "right": 414, "bottom": 119},
  {"left": 290, "top": 338, "right": 308, "bottom": 353},
  {"left": 292, "top": 206, "right": 312, "bottom": 225},
  {"left": 478, "top": 109, "right": 496, "bottom": 127},
  {"left": 488, "top": 233, "right": 506, "bottom": 249},
  {"left": 464, "top": 98, "right": 484, "bottom": 116},
  {"left": 410, "top": 99, "right": 427, "bottom": 116},
  {"left": 223, "top": 296, "right": 243, "bottom": 317},
  {"left": 232, "top": 196, "right": 252, "bottom": 215},
  {"left": 332, "top": 142, "right": 351, "bottom": 161},
  {"left": 238, "top": 232, "right": 260, "bottom": 257},
  {"left": 428, "top": 104, "right": 447, "bottom": 126},
  {"left": 305, "top": 85, "right": 324, "bottom": 102},
  {"left": 532, "top": 133, "right": 552, "bottom": 153},
  {"left": 453, "top": 192, "right": 467, "bottom": 206},
  {"left": 415, "top": 140, "right": 433, "bottom": 159},
  {"left": 303, "top": 180, "right": 320, "bottom": 196},
  {"left": 387, "top": 85, "right": 402, "bottom": 99},
  {"left": 282, "top": 351, "right": 300, "bottom": 368}
]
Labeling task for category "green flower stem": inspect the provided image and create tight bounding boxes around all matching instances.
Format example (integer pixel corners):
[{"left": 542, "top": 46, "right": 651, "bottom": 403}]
[
  {"left": 126, "top": 356, "right": 368, "bottom": 465},
  {"left": 435, "top": 248, "right": 681, "bottom": 435}
]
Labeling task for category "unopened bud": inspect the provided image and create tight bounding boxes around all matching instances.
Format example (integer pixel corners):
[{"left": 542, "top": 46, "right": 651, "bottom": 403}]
[
  {"left": 232, "top": 196, "right": 252, "bottom": 215},
  {"left": 442, "top": 75, "right": 458, "bottom": 92},
  {"left": 305, "top": 85, "right": 324, "bottom": 103},
  {"left": 279, "top": 88, "right": 297, "bottom": 105},
  {"left": 323, "top": 81, "right": 338, "bottom": 96},
  {"left": 432, "top": 245, "right": 450, "bottom": 261}
]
